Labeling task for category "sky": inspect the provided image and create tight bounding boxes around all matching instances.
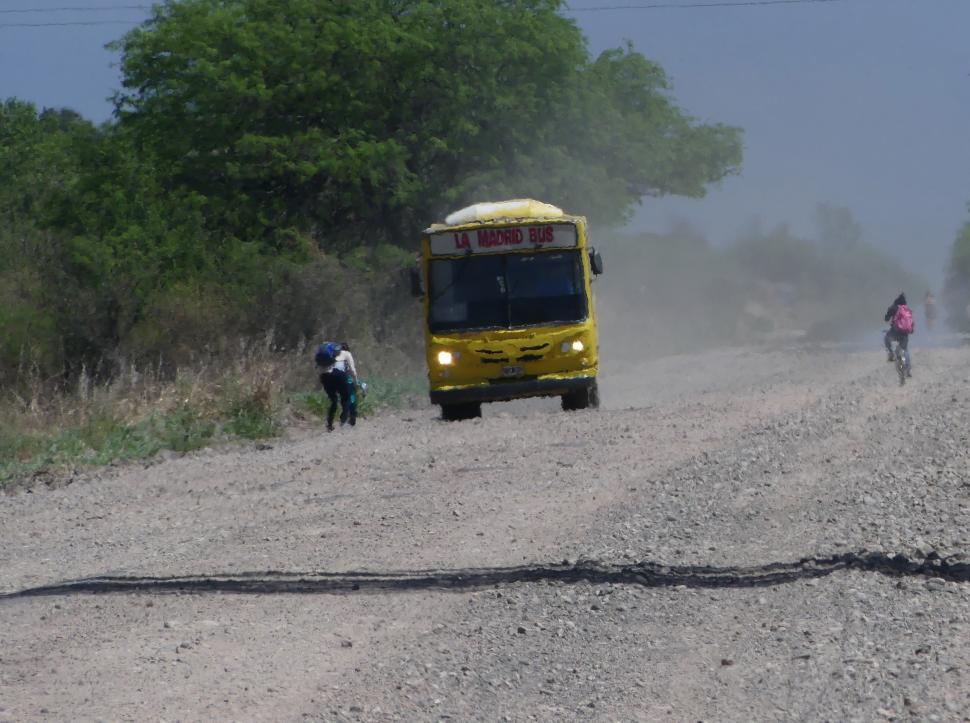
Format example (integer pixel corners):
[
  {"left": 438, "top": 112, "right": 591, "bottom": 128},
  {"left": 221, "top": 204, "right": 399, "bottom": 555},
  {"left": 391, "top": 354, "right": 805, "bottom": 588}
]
[{"left": 1, "top": 0, "right": 968, "bottom": 286}]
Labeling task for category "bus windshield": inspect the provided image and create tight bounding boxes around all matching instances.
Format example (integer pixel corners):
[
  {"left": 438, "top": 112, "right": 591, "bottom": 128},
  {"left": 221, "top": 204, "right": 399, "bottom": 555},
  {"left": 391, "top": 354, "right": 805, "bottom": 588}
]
[{"left": 428, "top": 250, "right": 587, "bottom": 333}]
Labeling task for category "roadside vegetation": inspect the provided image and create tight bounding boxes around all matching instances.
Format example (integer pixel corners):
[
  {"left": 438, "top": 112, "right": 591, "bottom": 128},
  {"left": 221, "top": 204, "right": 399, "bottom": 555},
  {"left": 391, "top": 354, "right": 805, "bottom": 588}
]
[
  {"left": 0, "top": 343, "right": 426, "bottom": 489},
  {"left": 943, "top": 206, "right": 970, "bottom": 330},
  {"left": 0, "top": 0, "right": 742, "bottom": 396}
]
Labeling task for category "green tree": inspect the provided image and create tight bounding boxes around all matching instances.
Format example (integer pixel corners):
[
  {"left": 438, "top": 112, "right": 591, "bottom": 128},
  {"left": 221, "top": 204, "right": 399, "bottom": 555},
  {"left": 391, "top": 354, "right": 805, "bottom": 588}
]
[
  {"left": 112, "top": 0, "right": 742, "bottom": 249},
  {"left": 0, "top": 101, "right": 223, "bottom": 380},
  {"left": 0, "top": 100, "right": 96, "bottom": 250},
  {"left": 0, "top": 100, "right": 98, "bottom": 383},
  {"left": 45, "top": 126, "right": 215, "bottom": 361},
  {"left": 943, "top": 209, "right": 970, "bottom": 330}
]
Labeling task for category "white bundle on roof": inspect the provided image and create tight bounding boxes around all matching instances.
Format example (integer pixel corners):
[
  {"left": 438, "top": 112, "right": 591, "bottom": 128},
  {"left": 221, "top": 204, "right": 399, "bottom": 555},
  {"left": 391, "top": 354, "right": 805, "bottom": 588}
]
[{"left": 444, "top": 199, "right": 564, "bottom": 226}]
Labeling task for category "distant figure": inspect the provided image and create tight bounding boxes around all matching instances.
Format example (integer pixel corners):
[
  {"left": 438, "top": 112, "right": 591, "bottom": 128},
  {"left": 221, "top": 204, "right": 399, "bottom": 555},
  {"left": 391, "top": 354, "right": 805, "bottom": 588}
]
[
  {"left": 316, "top": 341, "right": 359, "bottom": 431},
  {"left": 884, "top": 293, "right": 914, "bottom": 377},
  {"left": 923, "top": 291, "right": 938, "bottom": 331}
]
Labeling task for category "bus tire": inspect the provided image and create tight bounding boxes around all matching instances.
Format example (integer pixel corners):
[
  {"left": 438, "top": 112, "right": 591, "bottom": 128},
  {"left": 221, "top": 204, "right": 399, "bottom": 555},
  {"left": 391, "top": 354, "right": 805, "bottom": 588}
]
[
  {"left": 561, "top": 382, "right": 598, "bottom": 411},
  {"left": 441, "top": 402, "right": 482, "bottom": 421}
]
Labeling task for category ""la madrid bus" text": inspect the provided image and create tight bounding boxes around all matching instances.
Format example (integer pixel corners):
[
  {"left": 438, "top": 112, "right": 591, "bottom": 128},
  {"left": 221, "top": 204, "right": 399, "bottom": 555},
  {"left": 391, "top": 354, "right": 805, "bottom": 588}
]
[{"left": 452, "top": 225, "right": 557, "bottom": 250}]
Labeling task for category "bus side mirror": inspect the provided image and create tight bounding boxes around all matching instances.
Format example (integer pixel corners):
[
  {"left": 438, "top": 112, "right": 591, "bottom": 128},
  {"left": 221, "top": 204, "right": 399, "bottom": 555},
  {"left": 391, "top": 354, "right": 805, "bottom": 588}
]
[
  {"left": 589, "top": 249, "right": 604, "bottom": 276},
  {"left": 409, "top": 265, "right": 424, "bottom": 297}
]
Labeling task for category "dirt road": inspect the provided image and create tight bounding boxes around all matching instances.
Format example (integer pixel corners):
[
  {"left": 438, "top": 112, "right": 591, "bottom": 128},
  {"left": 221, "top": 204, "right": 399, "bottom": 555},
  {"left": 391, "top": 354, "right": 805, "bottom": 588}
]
[{"left": 2, "top": 343, "right": 969, "bottom": 721}]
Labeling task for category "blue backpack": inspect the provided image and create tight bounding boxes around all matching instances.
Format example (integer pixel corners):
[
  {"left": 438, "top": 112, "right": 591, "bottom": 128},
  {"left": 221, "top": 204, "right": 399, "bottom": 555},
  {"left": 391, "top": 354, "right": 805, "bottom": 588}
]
[{"left": 315, "top": 341, "right": 341, "bottom": 368}]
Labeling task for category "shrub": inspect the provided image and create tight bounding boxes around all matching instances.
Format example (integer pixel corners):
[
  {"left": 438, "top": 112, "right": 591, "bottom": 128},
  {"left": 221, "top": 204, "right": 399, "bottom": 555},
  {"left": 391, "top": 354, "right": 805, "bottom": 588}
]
[
  {"left": 943, "top": 219, "right": 970, "bottom": 331},
  {"left": 155, "top": 403, "right": 216, "bottom": 453},
  {"left": 221, "top": 372, "right": 280, "bottom": 440}
]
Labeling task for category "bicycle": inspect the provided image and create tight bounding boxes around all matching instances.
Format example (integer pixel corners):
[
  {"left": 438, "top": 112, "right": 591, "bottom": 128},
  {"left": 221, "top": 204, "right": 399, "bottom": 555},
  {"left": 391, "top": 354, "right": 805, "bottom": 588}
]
[{"left": 886, "top": 330, "right": 910, "bottom": 386}]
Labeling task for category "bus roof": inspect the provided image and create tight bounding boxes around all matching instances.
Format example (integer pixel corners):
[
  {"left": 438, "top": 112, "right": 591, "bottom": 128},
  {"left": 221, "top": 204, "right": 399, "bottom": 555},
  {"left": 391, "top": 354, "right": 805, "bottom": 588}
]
[
  {"left": 424, "top": 213, "right": 586, "bottom": 235},
  {"left": 426, "top": 201, "right": 585, "bottom": 234}
]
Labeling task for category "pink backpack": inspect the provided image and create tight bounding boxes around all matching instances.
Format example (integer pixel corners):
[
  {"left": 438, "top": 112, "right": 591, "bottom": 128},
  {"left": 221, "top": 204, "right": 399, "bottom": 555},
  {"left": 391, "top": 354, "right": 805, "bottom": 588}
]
[{"left": 893, "top": 305, "right": 914, "bottom": 334}]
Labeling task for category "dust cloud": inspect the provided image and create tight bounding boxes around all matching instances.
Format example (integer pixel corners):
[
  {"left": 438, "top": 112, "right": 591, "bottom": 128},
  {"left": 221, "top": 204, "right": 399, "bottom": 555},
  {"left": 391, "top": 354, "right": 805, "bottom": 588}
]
[
  {"left": 595, "top": 214, "right": 925, "bottom": 356},
  {"left": 591, "top": 209, "right": 931, "bottom": 407}
]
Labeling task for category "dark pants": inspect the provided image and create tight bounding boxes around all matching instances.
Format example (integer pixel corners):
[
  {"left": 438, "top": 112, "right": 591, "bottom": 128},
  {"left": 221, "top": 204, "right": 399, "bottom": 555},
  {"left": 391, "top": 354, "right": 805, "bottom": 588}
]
[
  {"left": 884, "top": 329, "right": 911, "bottom": 371},
  {"left": 321, "top": 370, "right": 356, "bottom": 428}
]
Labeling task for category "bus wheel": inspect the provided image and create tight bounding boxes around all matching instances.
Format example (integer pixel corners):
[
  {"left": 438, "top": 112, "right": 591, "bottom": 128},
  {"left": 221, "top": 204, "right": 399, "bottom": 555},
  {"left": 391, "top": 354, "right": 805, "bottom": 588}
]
[
  {"left": 441, "top": 402, "right": 482, "bottom": 421},
  {"left": 562, "top": 382, "right": 599, "bottom": 412}
]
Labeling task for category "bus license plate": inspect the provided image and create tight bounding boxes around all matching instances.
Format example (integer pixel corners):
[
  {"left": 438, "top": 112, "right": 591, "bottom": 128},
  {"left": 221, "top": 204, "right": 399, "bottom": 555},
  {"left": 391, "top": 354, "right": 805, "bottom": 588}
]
[{"left": 502, "top": 365, "right": 524, "bottom": 378}]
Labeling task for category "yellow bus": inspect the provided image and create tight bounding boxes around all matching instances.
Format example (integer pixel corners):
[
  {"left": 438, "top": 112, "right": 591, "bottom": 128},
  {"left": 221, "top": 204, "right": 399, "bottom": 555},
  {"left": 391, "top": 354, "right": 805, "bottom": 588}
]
[{"left": 412, "top": 200, "right": 603, "bottom": 420}]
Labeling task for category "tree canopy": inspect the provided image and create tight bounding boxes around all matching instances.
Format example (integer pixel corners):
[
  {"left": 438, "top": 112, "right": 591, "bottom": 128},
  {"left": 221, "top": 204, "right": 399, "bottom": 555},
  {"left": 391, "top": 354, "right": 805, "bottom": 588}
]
[
  {"left": 113, "top": 0, "right": 742, "bottom": 248},
  {"left": 2, "top": 0, "right": 743, "bottom": 385}
]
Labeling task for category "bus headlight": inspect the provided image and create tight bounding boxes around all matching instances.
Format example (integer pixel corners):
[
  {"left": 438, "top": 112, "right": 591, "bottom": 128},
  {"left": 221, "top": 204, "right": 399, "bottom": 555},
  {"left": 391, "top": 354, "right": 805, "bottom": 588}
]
[
  {"left": 562, "top": 340, "right": 585, "bottom": 353},
  {"left": 437, "top": 350, "right": 454, "bottom": 366}
]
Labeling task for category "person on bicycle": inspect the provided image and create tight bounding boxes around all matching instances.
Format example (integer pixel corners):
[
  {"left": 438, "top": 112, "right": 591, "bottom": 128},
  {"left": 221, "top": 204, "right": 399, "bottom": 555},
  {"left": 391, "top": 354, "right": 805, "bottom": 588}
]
[{"left": 884, "top": 293, "right": 914, "bottom": 375}]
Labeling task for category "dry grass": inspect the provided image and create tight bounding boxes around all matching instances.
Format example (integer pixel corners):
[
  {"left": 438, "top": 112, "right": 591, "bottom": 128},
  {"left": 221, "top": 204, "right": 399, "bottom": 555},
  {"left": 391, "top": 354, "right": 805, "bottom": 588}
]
[{"left": 0, "top": 334, "right": 425, "bottom": 489}]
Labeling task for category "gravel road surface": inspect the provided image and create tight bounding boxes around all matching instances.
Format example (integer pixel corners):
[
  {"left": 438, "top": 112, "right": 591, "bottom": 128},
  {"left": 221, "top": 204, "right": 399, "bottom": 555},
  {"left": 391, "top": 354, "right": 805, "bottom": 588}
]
[{"left": 2, "top": 343, "right": 969, "bottom": 721}]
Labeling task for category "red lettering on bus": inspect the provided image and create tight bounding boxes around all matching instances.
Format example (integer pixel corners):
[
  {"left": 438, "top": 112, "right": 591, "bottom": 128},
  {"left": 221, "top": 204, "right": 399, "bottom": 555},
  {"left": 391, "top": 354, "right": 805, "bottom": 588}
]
[
  {"left": 528, "top": 226, "right": 555, "bottom": 244},
  {"left": 469, "top": 227, "right": 538, "bottom": 249},
  {"left": 454, "top": 232, "right": 470, "bottom": 250}
]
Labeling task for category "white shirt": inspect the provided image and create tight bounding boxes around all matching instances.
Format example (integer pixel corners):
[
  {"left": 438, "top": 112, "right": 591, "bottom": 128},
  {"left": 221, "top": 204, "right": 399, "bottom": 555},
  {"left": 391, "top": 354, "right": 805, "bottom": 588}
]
[{"left": 324, "top": 349, "right": 357, "bottom": 378}]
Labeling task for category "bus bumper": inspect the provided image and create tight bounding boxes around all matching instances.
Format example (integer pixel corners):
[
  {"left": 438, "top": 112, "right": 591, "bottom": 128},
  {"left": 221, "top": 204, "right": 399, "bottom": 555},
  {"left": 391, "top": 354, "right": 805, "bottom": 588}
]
[{"left": 430, "top": 376, "right": 596, "bottom": 405}]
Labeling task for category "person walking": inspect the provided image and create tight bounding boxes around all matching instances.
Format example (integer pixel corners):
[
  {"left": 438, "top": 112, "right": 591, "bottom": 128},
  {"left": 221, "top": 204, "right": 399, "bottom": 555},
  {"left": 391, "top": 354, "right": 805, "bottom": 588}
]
[
  {"left": 923, "top": 291, "right": 938, "bottom": 331},
  {"left": 316, "top": 341, "right": 359, "bottom": 431}
]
